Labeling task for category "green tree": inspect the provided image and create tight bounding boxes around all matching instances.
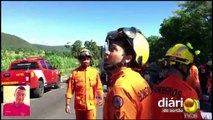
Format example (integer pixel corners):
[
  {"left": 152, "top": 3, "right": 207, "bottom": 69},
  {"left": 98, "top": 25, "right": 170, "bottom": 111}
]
[
  {"left": 71, "top": 40, "right": 83, "bottom": 58},
  {"left": 84, "top": 40, "right": 101, "bottom": 59},
  {"left": 159, "top": 1, "right": 212, "bottom": 63},
  {"left": 147, "top": 36, "right": 166, "bottom": 62},
  {"left": 84, "top": 40, "right": 102, "bottom": 66}
]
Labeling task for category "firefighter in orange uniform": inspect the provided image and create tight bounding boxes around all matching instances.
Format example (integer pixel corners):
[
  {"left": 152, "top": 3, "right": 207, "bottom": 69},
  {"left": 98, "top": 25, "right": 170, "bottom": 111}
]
[
  {"left": 65, "top": 48, "right": 104, "bottom": 119},
  {"left": 186, "top": 44, "right": 202, "bottom": 97},
  {"left": 103, "top": 27, "right": 152, "bottom": 119},
  {"left": 151, "top": 43, "right": 202, "bottom": 119},
  {"left": 186, "top": 64, "right": 202, "bottom": 97}
]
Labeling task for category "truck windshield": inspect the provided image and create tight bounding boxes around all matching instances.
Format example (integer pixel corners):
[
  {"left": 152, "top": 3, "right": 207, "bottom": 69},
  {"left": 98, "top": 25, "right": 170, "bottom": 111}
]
[{"left": 11, "top": 62, "right": 39, "bottom": 70}]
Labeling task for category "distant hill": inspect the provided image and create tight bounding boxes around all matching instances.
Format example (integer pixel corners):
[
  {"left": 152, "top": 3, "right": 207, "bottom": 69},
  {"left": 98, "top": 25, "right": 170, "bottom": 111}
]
[
  {"left": 33, "top": 44, "right": 70, "bottom": 52},
  {"left": 1, "top": 32, "right": 69, "bottom": 52},
  {"left": 1, "top": 32, "right": 38, "bottom": 50}
]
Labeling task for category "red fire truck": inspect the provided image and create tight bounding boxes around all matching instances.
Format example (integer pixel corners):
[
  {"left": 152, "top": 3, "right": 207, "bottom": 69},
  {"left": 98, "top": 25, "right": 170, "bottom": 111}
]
[{"left": 1, "top": 56, "right": 61, "bottom": 98}]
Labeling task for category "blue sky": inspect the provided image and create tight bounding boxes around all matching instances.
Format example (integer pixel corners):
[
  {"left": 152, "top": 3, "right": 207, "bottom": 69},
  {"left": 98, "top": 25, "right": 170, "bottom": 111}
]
[{"left": 2, "top": 1, "right": 180, "bottom": 46}]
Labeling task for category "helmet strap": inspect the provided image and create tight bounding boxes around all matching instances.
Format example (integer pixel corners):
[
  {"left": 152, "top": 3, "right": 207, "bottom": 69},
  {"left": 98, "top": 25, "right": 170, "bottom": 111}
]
[
  {"left": 104, "top": 54, "right": 127, "bottom": 71},
  {"left": 104, "top": 62, "right": 124, "bottom": 71}
]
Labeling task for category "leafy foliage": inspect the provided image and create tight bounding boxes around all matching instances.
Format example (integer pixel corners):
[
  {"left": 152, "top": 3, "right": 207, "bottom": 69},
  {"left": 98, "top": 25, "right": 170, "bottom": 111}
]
[
  {"left": 147, "top": 36, "right": 167, "bottom": 62},
  {"left": 1, "top": 49, "right": 79, "bottom": 76},
  {"left": 65, "top": 39, "right": 103, "bottom": 66},
  {"left": 70, "top": 40, "right": 83, "bottom": 58},
  {"left": 150, "top": 1, "right": 212, "bottom": 64},
  {"left": 84, "top": 40, "right": 100, "bottom": 59}
]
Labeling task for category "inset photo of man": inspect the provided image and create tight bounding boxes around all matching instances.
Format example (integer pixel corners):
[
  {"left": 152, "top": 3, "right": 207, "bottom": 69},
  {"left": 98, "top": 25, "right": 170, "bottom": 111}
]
[{"left": 3, "top": 85, "right": 30, "bottom": 116}]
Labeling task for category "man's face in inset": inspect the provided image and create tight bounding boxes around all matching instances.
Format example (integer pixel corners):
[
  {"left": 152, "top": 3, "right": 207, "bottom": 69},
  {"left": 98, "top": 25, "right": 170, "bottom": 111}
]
[{"left": 14, "top": 88, "right": 26, "bottom": 105}]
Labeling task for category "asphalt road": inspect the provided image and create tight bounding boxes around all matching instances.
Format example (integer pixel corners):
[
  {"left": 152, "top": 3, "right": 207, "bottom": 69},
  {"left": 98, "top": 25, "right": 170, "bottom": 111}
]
[{"left": 1, "top": 83, "right": 103, "bottom": 119}]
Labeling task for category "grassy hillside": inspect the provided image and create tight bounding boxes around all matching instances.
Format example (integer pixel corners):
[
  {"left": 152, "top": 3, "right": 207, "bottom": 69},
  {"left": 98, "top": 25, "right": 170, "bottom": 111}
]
[
  {"left": 1, "top": 32, "right": 38, "bottom": 50},
  {"left": 1, "top": 32, "right": 69, "bottom": 52}
]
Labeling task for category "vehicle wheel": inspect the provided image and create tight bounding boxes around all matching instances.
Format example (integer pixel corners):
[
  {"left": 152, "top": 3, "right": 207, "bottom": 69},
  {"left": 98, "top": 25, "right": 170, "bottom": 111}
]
[
  {"left": 33, "top": 81, "right": 44, "bottom": 98},
  {"left": 54, "top": 76, "right": 61, "bottom": 89}
]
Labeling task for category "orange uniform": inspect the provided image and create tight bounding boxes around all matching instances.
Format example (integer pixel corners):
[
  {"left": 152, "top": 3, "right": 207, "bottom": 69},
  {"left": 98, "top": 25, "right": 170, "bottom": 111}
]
[
  {"left": 65, "top": 66, "right": 104, "bottom": 118},
  {"left": 186, "top": 65, "right": 201, "bottom": 94},
  {"left": 103, "top": 68, "right": 152, "bottom": 119},
  {"left": 151, "top": 75, "right": 202, "bottom": 119}
]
